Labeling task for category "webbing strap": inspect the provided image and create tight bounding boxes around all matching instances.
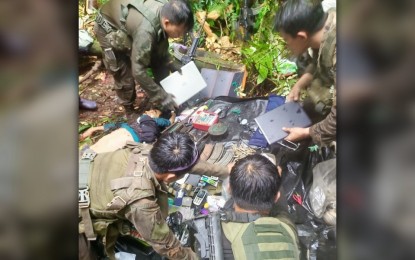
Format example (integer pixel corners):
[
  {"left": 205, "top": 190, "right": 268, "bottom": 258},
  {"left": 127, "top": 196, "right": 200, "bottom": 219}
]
[
  {"left": 110, "top": 177, "right": 135, "bottom": 190},
  {"left": 96, "top": 11, "right": 117, "bottom": 34},
  {"left": 79, "top": 150, "right": 96, "bottom": 240},
  {"left": 260, "top": 250, "right": 296, "bottom": 259},
  {"left": 220, "top": 210, "right": 262, "bottom": 223},
  {"left": 241, "top": 222, "right": 296, "bottom": 260},
  {"left": 79, "top": 160, "right": 91, "bottom": 189},
  {"left": 125, "top": 153, "right": 148, "bottom": 177},
  {"left": 80, "top": 208, "right": 96, "bottom": 240},
  {"left": 241, "top": 223, "right": 295, "bottom": 245},
  {"left": 79, "top": 148, "right": 96, "bottom": 189}
]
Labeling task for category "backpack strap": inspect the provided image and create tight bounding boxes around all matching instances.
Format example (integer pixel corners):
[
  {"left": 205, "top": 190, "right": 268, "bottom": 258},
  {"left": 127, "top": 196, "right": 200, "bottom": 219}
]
[
  {"left": 105, "top": 147, "right": 155, "bottom": 212},
  {"left": 78, "top": 149, "right": 98, "bottom": 240},
  {"left": 219, "top": 210, "right": 262, "bottom": 223}
]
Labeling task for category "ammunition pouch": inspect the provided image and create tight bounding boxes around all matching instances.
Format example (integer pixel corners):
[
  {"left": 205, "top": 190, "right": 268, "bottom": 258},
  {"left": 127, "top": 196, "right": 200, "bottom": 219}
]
[
  {"left": 105, "top": 30, "right": 132, "bottom": 52},
  {"left": 307, "top": 78, "right": 333, "bottom": 116},
  {"left": 103, "top": 48, "right": 119, "bottom": 73}
]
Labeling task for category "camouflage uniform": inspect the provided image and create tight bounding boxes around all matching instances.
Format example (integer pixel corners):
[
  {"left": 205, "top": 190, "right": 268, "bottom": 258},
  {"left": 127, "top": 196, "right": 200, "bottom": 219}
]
[
  {"left": 79, "top": 143, "right": 228, "bottom": 260},
  {"left": 94, "top": 0, "right": 176, "bottom": 107},
  {"left": 304, "top": 9, "right": 336, "bottom": 145}
]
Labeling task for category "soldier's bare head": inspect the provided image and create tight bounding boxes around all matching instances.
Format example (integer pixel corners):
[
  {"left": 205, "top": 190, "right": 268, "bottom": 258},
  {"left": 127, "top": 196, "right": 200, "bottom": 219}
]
[
  {"left": 230, "top": 154, "right": 282, "bottom": 212},
  {"left": 161, "top": 0, "right": 194, "bottom": 38},
  {"left": 273, "top": 0, "right": 328, "bottom": 56},
  {"left": 274, "top": 0, "right": 326, "bottom": 37},
  {"left": 150, "top": 132, "right": 198, "bottom": 178}
]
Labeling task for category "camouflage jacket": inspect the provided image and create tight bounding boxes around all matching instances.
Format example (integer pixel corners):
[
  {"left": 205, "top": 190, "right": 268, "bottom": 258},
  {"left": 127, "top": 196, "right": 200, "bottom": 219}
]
[
  {"left": 87, "top": 145, "right": 229, "bottom": 259},
  {"left": 100, "top": 0, "right": 171, "bottom": 103},
  {"left": 306, "top": 9, "right": 337, "bottom": 145}
]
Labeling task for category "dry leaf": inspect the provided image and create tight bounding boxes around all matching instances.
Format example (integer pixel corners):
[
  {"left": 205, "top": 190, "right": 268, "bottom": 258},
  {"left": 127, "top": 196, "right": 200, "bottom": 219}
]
[
  {"left": 94, "top": 72, "right": 106, "bottom": 81},
  {"left": 207, "top": 10, "right": 220, "bottom": 20}
]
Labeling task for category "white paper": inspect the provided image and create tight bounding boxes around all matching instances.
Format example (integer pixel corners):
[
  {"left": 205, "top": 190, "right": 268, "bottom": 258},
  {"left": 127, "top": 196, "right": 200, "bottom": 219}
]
[
  {"left": 160, "top": 61, "right": 207, "bottom": 105},
  {"left": 115, "top": 252, "right": 136, "bottom": 260}
]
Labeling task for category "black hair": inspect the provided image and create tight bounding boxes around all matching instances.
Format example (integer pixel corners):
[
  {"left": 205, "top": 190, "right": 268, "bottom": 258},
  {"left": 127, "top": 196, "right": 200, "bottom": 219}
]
[
  {"left": 161, "top": 0, "right": 194, "bottom": 32},
  {"left": 274, "top": 0, "right": 327, "bottom": 37},
  {"left": 149, "top": 132, "right": 196, "bottom": 175},
  {"left": 230, "top": 154, "right": 282, "bottom": 212},
  {"left": 160, "top": 108, "right": 173, "bottom": 119}
]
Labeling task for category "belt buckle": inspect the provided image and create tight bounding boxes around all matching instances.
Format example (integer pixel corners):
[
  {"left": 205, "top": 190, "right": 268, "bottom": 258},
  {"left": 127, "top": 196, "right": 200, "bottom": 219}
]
[
  {"left": 79, "top": 186, "right": 90, "bottom": 208},
  {"left": 219, "top": 212, "right": 228, "bottom": 222},
  {"left": 81, "top": 149, "right": 97, "bottom": 161},
  {"left": 133, "top": 158, "right": 147, "bottom": 177}
]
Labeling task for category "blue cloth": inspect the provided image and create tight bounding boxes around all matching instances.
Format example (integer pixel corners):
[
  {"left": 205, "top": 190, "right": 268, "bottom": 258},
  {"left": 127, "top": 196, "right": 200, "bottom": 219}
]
[
  {"left": 153, "top": 117, "right": 171, "bottom": 128},
  {"left": 248, "top": 94, "right": 285, "bottom": 147},
  {"left": 103, "top": 123, "right": 140, "bottom": 142},
  {"left": 103, "top": 116, "right": 171, "bottom": 144}
]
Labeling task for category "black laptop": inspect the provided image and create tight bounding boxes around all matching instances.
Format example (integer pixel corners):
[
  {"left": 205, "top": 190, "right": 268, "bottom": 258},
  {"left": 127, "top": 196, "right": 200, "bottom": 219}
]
[{"left": 254, "top": 102, "right": 312, "bottom": 145}]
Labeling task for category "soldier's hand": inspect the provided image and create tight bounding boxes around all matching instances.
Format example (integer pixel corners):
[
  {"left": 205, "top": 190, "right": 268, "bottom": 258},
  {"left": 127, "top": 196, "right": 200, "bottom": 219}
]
[
  {"left": 161, "top": 93, "right": 178, "bottom": 111},
  {"left": 282, "top": 126, "right": 310, "bottom": 142},
  {"left": 286, "top": 83, "right": 302, "bottom": 102},
  {"left": 167, "top": 60, "right": 183, "bottom": 74}
]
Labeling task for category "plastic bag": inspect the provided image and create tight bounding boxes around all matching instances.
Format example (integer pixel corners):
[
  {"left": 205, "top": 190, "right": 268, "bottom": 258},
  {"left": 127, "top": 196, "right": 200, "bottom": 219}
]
[
  {"left": 277, "top": 143, "right": 336, "bottom": 259},
  {"left": 79, "top": 29, "right": 94, "bottom": 51},
  {"left": 309, "top": 159, "right": 336, "bottom": 219}
]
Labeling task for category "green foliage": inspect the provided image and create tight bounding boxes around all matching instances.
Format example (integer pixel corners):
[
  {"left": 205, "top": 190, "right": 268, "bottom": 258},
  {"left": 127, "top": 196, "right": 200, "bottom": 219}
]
[
  {"left": 78, "top": 115, "right": 123, "bottom": 148},
  {"left": 240, "top": 0, "right": 296, "bottom": 96},
  {"left": 189, "top": 0, "right": 240, "bottom": 38},
  {"left": 97, "top": 0, "right": 109, "bottom": 6},
  {"left": 79, "top": 121, "right": 93, "bottom": 133}
]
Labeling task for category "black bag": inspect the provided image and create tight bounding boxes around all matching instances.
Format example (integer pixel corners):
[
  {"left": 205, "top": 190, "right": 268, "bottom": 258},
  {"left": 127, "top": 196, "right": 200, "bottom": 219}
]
[{"left": 137, "top": 115, "right": 160, "bottom": 143}]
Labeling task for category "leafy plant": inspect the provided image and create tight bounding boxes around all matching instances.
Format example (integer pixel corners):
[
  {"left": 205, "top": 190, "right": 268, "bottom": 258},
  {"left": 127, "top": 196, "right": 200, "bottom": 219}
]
[{"left": 240, "top": 0, "right": 296, "bottom": 96}]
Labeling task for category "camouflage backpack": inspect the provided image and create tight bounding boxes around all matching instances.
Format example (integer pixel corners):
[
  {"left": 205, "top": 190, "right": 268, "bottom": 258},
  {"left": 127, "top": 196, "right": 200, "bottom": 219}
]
[{"left": 79, "top": 141, "right": 154, "bottom": 259}]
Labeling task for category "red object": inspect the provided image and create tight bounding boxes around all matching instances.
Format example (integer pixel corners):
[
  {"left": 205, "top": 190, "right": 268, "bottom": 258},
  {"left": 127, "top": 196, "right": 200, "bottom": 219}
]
[
  {"left": 192, "top": 111, "right": 219, "bottom": 131},
  {"left": 292, "top": 193, "right": 302, "bottom": 205}
]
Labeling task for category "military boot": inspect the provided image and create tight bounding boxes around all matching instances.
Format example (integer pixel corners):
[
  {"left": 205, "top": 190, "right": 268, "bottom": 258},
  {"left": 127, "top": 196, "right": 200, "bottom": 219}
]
[{"left": 123, "top": 105, "right": 138, "bottom": 124}]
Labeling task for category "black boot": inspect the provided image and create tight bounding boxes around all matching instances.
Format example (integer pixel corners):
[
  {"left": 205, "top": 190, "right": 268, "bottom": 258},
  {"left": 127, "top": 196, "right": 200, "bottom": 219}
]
[{"left": 124, "top": 105, "right": 138, "bottom": 124}]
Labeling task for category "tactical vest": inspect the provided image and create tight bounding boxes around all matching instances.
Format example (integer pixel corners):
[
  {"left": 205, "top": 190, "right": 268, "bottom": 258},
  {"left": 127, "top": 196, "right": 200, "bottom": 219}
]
[
  {"left": 221, "top": 213, "right": 300, "bottom": 260},
  {"left": 120, "top": 0, "right": 167, "bottom": 35},
  {"left": 308, "top": 9, "right": 336, "bottom": 115},
  {"left": 79, "top": 141, "right": 154, "bottom": 259}
]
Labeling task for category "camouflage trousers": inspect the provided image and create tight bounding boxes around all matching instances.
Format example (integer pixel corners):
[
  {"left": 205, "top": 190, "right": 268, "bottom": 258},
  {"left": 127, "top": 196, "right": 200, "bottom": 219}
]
[{"left": 94, "top": 24, "right": 170, "bottom": 107}]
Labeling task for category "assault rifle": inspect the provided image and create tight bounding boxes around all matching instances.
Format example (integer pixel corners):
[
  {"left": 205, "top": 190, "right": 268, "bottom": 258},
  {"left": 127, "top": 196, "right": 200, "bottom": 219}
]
[
  {"left": 188, "top": 213, "right": 224, "bottom": 260},
  {"left": 238, "top": 0, "right": 254, "bottom": 41},
  {"left": 181, "top": 19, "right": 206, "bottom": 65}
]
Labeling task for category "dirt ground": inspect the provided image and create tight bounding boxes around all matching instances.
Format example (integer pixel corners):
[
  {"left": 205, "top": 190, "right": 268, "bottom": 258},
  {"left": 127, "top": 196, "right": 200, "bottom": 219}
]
[{"left": 78, "top": 56, "right": 151, "bottom": 124}]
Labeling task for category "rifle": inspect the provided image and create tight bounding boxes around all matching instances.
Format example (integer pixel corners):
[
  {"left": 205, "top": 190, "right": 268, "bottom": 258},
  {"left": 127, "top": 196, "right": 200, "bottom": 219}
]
[
  {"left": 188, "top": 213, "right": 224, "bottom": 260},
  {"left": 238, "top": 0, "right": 254, "bottom": 41},
  {"left": 181, "top": 19, "right": 206, "bottom": 65}
]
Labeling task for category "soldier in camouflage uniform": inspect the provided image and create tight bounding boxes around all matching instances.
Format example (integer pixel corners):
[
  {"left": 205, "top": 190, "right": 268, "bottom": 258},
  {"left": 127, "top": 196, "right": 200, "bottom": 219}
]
[
  {"left": 94, "top": 0, "right": 194, "bottom": 116},
  {"left": 274, "top": 0, "right": 336, "bottom": 146},
  {"left": 78, "top": 132, "right": 229, "bottom": 260}
]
